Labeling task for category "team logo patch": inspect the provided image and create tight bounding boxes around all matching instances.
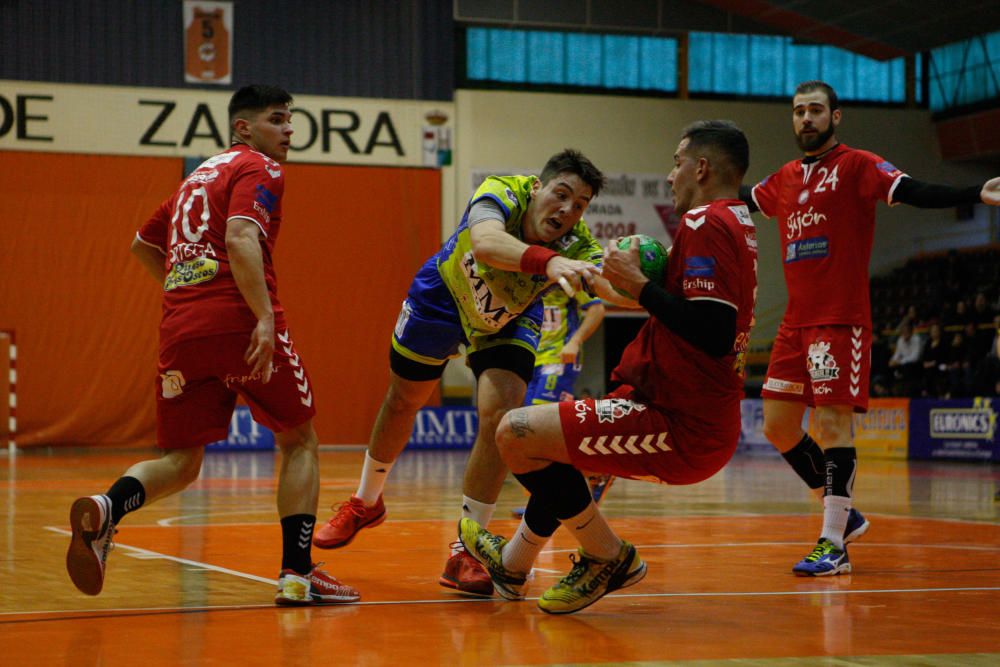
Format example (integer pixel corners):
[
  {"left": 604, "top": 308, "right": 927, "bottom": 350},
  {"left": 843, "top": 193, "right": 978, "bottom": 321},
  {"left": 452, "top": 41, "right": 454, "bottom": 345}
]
[
  {"left": 164, "top": 257, "right": 219, "bottom": 291},
  {"left": 683, "top": 256, "right": 716, "bottom": 277},
  {"left": 876, "top": 161, "right": 902, "bottom": 178},
  {"left": 798, "top": 189, "right": 809, "bottom": 204},
  {"left": 785, "top": 236, "right": 829, "bottom": 263},
  {"left": 807, "top": 341, "right": 840, "bottom": 383},
  {"left": 255, "top": 184, "right": 277, "bottom": 213},
  {"left": 504, "top": 188, "right": 519, "bottom": 208},
  {"left": 594, "top": 398, "right": 647, "bottom": 424},
  {"left": 763, "top": 377, "right": 805, "bottom": 395}
]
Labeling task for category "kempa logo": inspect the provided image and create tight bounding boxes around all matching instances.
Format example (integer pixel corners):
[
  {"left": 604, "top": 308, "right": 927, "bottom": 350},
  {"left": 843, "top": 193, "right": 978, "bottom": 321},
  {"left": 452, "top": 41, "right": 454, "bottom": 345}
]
[{"left": 930, "top": 398, "right": 997, "bottom": 440}]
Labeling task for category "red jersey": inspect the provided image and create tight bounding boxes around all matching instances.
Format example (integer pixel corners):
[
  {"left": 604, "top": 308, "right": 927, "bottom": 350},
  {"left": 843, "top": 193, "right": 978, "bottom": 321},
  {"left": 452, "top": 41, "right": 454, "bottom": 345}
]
[
  {"left": 136, "top": 144, "right": 287, "bottom": 350},
  {"left": 613, "top": 199, "right": 758, "bottom": 429},
  {"left": 751, "top": 143, "right": 905, "bottom": 328}
]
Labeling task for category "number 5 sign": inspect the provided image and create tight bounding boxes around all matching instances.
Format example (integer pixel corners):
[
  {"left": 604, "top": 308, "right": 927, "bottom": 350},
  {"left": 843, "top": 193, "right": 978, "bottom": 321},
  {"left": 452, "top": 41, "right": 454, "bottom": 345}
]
[{"left": 184, "top": 1, "right": 232, "bottom": 85}]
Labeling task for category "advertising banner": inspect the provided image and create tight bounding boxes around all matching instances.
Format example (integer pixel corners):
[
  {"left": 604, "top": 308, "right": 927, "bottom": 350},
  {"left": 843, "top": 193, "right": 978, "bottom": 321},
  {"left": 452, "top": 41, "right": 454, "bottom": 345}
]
[
  {"left": 207, "top": 405, "right": 275, "bottom": 451},
  {"left": 0, "top": 80, "right": 454, "bottom": 167},
  {"left": 852, "top": 398, "right": 909, "bottom": 460},
  {"left": 909, "top": 397, "right": 999, "bottom": 461},
  {"left": 408, "top": 406, "right": 478, "bottom": 450}
]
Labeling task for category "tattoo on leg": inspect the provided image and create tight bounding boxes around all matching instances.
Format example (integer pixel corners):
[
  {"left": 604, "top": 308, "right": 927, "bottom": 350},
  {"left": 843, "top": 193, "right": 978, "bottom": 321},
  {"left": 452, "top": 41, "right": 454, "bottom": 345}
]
[{"left": 510, "top": 410, "right": 534, "bottom": 438}]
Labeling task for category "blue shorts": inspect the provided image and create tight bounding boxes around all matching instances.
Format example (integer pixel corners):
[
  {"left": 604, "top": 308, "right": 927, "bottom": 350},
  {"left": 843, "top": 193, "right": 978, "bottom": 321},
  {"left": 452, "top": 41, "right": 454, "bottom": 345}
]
[
  {"left": 525, "top": 362, "right": 580, "bottom": 405},
  {"left": 391, "top": 257, "right": 543, "bottom": 367}
]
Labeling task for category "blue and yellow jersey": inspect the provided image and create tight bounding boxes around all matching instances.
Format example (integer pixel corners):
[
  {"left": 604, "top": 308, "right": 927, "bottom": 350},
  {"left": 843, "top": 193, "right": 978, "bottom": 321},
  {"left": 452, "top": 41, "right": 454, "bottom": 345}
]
[
  {"left": 535, "top": 290, "right": 601, "bottom": 366},
  {"left": 435, "top": 175, "right": 603, "bottom": 335}
]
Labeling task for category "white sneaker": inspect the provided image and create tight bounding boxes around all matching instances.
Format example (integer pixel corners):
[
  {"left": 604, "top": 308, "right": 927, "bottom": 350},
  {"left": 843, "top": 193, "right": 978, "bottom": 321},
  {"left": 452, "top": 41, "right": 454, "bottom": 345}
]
[{"left": 66, "top": 495, "right": 115, "bottom": 596}]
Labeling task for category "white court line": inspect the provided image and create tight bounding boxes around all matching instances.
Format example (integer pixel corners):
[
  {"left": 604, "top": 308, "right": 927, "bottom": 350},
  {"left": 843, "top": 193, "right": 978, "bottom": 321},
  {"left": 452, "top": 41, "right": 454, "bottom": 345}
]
[
  {"left": 44, "top": 526, "right": 276, "bottom": 586},
  {"left": 6, "top": 585, "right": 1000, "bottom": 619}
]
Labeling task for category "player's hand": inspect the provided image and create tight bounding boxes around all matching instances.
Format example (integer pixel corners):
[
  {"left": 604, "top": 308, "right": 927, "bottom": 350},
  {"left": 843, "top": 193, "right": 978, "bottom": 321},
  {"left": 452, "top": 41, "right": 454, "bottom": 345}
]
[
  {"left": 245, "top": 316, "right": 275, "bottom": 383},
  {"left": 546, "top": 256, "right": 599, "bottom": 296},
  {"left": 981, "top": 177, "right": 1000, "bottom": 206},
  {"left": 560, "top": 339, "right": 580, "bottom": 365},
  {"left": 602, "top": 237, "right": 649, "bottom": 298}
]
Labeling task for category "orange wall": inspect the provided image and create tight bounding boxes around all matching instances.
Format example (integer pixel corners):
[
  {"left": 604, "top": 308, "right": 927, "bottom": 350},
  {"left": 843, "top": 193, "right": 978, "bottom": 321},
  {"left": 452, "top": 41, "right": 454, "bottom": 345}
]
[{"left": 0, "top": 152, "right": 441, "bottom": 447}]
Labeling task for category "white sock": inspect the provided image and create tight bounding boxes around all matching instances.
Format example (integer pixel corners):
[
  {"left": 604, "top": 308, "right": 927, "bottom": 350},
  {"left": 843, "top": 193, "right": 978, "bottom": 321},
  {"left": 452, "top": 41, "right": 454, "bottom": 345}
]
[
  {"left": 820, "top": 495, "right": 852, "bottom": 549},
  {"left": 355, "top": 451, "right": 394, "bottom": 505},
  {"left": 563, "top": 501, "right": 621, "bottom": 561},
  {"left": 501, "top": 521, "right": 547, "bottom": 574},
  {"left": 455, "top": 496, "right": 496, "bottom": 555}
]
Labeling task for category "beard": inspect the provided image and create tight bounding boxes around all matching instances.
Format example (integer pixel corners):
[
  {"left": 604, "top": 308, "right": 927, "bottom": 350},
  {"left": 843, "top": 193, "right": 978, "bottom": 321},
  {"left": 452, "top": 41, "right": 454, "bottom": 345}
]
[{"left": 795, "top": 122, "right": 835, "bottom": 152}]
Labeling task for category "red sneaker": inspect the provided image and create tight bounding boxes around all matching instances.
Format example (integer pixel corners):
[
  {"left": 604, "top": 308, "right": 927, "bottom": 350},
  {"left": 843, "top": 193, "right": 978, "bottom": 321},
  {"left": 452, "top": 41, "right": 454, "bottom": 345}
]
[
  {"left": 275, "top": 563, "right": 360, "bottom": 606},
  {"left": 313, "top": 495, "right": 386, "bottom": 549},
  {"left": 439, "top": 543, "right": 494, "bottom": 596},
  {"left": 66, "top": 495, "right": 116, "bottom": 596}
]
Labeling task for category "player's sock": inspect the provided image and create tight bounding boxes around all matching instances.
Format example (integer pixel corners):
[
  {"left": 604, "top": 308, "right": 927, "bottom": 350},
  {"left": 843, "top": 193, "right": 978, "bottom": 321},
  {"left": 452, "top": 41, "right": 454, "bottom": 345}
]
[
  {"left": 280, "top": 514, "right": 316, "bottom": 575},
  {"left": 820, "top": 446, "right": 857, "bottom": 549},
  {"left": 781, "top": 433, "right": 826, "bottom": 493},
  {"left": 502, "top": 514, "right": 549, "bottom": 574},
  {"left": 356, "top": 451, "right": 394, "bottom": 506},
  {"left": 562, "top": 501, "right": 622, "bottom": 561},
  {"left": 106, "top": 476, "right": 146, "bottom": 525}
]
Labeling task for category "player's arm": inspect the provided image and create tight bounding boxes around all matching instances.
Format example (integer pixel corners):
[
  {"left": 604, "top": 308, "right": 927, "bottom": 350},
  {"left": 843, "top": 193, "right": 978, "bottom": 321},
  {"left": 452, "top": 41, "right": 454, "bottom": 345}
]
[
  {"left": 561, "top": 301, "right": 606, "bottom": 364},
  {"left": 639, "top": 284, "right": 737, "bottom": 357},
  {"left": 738, "top": 184, "right": 760, "bottom": 213},
  {"left": 226, "top": 218, "right": 274, "bottom": 382},
  {"left": 468, "top": 200, "right": 597, "bottom": 291},
  {"left": 891, "top": 176, "right": 998, "bottom": 208},
  {"left": 130, "top": 236, "right": 166, "bottom": 283}
]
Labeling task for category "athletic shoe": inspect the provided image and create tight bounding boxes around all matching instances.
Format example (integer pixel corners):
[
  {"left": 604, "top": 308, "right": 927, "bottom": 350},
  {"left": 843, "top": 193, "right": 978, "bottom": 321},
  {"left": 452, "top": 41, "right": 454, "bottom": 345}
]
[
  {"left": 439, "top": 542, "right": 494, "bottom": 596},
  {"left": 312, "top": 494, "right": 386, "bottom": 549},
  {"left": 844, "top": 508, "right": 870, "bottom": 544},
  {"left": 66, "top": 495, "right": 116, "bottom": 596},
  {"left": 792, "top": 538, "right": 852, "bottom": 576},
  {"left": 275, "top": 563, "right": 361, "bottom": 605},
  {"left": 511, "top": 472, "right": 616, "bottom": 518},
  {"left": 537, "top": 541, "right": 646, "bottom": 615},
  {"left": 457, "top": 518, "right": 528, "bottom": 600}
]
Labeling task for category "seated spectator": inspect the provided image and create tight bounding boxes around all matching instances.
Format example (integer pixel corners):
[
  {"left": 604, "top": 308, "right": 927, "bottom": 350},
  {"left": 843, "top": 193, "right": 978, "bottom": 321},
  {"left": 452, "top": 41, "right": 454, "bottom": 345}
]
[
  {"left": 972, "top": 315, "right": 1000, "bottom": 396},
  {"left": 889, "top": 319, "right": 924, "bottom": 397},
  {"left": 921, "top": 322, "right": 950, "bottom": 397}
]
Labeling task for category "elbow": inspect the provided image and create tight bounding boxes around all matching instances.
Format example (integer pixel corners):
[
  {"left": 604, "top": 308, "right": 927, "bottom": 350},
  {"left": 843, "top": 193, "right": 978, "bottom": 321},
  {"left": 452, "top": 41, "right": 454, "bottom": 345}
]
[{"left": 704, "top": 326, "right": 737, "bottom": 358}]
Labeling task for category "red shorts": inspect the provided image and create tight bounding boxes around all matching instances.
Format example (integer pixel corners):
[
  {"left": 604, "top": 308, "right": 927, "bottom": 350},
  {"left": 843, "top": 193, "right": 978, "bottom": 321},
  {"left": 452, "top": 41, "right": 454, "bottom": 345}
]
[
  {"left": 761, "top": 323, "right": 871, "bottom": 412},
  {"left": 558, "top": 386, "right": 738, "bottom": 485},
  {"left": 156, "top": 330, "right": 317, "bottom": 449}
]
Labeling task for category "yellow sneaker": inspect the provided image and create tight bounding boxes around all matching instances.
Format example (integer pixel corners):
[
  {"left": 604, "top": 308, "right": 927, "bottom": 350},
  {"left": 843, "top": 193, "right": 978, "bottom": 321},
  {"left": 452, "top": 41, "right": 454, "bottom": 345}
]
[
  {"left": 537, "top": 541, "right": 645, "bottom": 614},
  {"left": 457, "top": 518, "right": 527, "bottom": 600}
]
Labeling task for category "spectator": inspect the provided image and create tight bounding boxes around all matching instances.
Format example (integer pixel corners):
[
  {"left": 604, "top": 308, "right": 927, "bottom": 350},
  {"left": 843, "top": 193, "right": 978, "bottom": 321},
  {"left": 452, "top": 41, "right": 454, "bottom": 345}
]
[
  {"left": 889, "top": 319, "right": 923, "bottom": 397},
  {"left": 971, "top": 315, "right": 1000, "bottom": 396},
  {"left": 920, "top": 322, "right": 950, "bottom": 397}
]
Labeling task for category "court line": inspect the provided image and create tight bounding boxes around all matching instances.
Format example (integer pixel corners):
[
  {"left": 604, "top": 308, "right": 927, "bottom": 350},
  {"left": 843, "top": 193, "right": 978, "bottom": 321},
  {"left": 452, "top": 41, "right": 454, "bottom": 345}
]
[
  {"left": 6, "top": 585, "right": 1000, "bottom": 621},
  {"left": 44, "top": 526, "right": 276, "bottom": 586}
]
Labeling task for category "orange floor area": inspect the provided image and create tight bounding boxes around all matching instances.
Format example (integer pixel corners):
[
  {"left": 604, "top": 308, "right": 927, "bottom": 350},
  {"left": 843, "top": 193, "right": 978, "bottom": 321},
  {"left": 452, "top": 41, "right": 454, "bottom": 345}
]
[{"left": 2, "top": 448, "right": 999, "bottom": 665}]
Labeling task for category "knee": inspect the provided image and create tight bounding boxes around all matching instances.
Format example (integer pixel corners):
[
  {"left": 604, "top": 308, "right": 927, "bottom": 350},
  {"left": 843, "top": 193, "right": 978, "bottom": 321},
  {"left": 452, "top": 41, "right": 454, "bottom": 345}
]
[
  {"left": 383, "top": 382, "right": 426, "bottom": 415},
  {"left": 494, "top": 410, "right": 521, "bottom": 462},
  {"left": 814, "top": 414, "right": 850, "bottom": 447},
  {"left": 762, "top": 416, "right": 799, "bottom": 450}
]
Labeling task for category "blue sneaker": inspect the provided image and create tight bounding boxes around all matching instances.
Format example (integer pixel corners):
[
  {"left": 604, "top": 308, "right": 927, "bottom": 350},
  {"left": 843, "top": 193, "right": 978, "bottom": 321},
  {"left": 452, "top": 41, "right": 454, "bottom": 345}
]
[
  {"left": 843, "top": 508, "right": 870, "bottom": 544},
  {"left": 792, "top": 538, "right": 851, "bottom": 576}
]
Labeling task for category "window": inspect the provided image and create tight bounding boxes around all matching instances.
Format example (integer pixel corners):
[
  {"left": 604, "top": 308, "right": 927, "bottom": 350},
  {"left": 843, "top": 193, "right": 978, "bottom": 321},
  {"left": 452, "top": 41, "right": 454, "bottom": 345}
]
[
  {"left": 465, "top": 27, "right": 677, "bottom": 93},
  {"left": 928, "top": 31, "right": 1000, "bottom": 112}
]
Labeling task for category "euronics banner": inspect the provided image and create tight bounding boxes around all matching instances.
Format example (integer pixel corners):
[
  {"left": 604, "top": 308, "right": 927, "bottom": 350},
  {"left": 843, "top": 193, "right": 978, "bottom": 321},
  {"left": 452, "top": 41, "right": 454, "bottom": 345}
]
[
  {"left": 909, "top": 397, "right": 999, "bottom": 461},
  {"left": 0, "top": 80, "right": 454, "bottom": 167}
]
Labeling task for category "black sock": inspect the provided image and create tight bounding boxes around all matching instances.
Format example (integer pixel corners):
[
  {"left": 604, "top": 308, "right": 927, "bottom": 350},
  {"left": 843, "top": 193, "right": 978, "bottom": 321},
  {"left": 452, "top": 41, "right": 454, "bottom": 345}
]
[
  {"left": 825, "top": 447, "right": 857, "bottom": 499},
  {"left": 514, "top": 463, "right": 592, "bottom": 521},
  {"left": 280, "top": 514, "right": 315, "bottom": 575},
  {"left": 106, "top": 476, "right": 146, "bottom": 524},
  {"left": 522, "top": 494, "right": 561, "bottom": 538},
  {"left": 781, "top": 433, "right": 826, "bottom": 490}
]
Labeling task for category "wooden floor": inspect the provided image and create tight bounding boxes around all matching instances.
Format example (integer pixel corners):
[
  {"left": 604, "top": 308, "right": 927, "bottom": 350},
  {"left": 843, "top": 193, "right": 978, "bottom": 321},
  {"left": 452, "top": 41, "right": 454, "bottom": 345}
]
[{"left": 1, "top": 446, "right": 999, "bottom": 666}]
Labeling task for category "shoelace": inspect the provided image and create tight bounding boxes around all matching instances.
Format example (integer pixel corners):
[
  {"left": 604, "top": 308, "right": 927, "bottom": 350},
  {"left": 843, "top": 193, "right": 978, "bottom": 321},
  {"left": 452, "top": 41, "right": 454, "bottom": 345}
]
[
  {"left": 329, "top": 500, "right": 366, "bottom": 525},
  {"left": 804, "top": 540, "right": 832, "bottom": 562}
]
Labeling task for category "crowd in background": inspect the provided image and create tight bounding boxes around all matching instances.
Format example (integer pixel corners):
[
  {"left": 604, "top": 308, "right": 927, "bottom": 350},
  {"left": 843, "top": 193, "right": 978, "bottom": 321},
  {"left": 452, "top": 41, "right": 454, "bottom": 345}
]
[{"left": 870, "top": 247, "right": 1000, "bottom": 398}]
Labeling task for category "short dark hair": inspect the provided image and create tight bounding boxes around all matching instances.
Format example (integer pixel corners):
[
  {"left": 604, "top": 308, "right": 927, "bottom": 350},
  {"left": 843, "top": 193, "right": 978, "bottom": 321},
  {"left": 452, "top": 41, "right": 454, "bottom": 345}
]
[
  {"left": 681, "top": 120, "right": 749, "bottom": 181},
  {"left": 539, "top": 149, "right": 606, "bottom": 198},
  {"left": 228, "top": 84, "right": 293, "bottom": 130},
  {"left": 795, "top": 80, "right": 839, "bottom": 111}
]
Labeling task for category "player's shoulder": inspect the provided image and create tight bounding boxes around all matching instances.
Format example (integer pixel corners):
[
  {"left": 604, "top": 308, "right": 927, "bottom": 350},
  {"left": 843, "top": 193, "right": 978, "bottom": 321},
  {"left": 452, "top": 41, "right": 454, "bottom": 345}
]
[
  {"left": 839, "top": 144, "right": 904, "bottom": 178},
  {"left": 683, "top": 200, "right": 751, "bottom": 229}
]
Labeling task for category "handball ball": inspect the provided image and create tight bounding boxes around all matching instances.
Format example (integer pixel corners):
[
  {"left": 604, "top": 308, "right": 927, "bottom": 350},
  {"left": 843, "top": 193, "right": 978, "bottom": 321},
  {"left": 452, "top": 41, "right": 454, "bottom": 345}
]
[{"left": 614, "top": 234, "right": 669, "bottom": 298}]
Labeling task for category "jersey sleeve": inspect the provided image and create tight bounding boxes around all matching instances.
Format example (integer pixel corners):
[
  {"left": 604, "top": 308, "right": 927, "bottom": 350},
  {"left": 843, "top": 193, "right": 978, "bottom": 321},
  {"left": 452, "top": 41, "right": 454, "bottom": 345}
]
[
  {"left": 470, "top": 176, "right": 522, "bottom": 221},
  {"left": 854, "top": 149, "right": 907, "bottom": 206},
  {"left": 136, "top": 196, "right": 173, "bottom": 252},
  {"left": 750, "top": 170, "right": 781, "bottom": 218},
  {"left": 574, "top": 290, "right": 601, "bottom": 310},
  {"left": 227, "top": 157, "right": 284, "bottom": 237},
  {"left": 677, "top": 212, "right": 740, "bottom": 309},
  {"left": 562, "top": 219, "right": 604, "bottom": 267}
]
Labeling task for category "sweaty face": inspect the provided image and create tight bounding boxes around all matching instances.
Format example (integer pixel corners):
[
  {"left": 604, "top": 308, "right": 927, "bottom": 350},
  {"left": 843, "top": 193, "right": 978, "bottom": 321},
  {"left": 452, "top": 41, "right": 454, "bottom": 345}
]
[
  {"left": 523, "top": 173, "right": 593, "bottom": 244},
  {"left": 792, "top": 91, "right": 838, "bottom": 153},
  {"left": 241, "top": 104, "right": 294, "bottom": 163},
  {"left": 667, "top": 138, "right": 698, "bottom": 215}
]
